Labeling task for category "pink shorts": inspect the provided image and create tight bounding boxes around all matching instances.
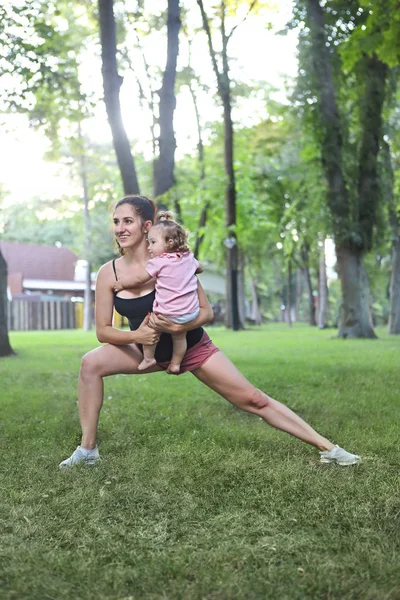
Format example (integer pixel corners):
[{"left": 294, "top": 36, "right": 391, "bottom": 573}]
[{"left": 157, "top": 331, "right": 219, "bottom": 374}]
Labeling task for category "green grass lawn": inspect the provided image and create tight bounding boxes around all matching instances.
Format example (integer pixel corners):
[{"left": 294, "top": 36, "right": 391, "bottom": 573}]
[{"left": 1, "top": 324, "right": 399, "bottom": 600}]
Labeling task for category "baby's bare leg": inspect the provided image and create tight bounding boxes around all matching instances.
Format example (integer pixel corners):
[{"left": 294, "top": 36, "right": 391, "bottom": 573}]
[
  {"left": 138, "top": 343, "right": 158, "bottom": 371},
  {"left": 167, "top": 333, "right": 187, "bottom": 374}
]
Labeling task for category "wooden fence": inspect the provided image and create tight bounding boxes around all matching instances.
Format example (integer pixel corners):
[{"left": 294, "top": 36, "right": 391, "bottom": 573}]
[{"left": 7, "top": 298, "right": 76, "bottom": 331}]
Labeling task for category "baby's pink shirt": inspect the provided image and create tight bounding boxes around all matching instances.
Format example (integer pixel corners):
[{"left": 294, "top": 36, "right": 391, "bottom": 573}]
[{"left": 145, "top": 252, "right": 200, "bottom": 317}]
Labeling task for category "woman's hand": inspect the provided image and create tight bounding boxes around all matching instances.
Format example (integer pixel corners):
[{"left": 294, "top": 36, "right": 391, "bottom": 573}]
[
  {"left": 147, "top": 313, "right": 179, "bottom": 334},
  {"left": 134, "top": 315, "right": 161, "bottom": 344}
]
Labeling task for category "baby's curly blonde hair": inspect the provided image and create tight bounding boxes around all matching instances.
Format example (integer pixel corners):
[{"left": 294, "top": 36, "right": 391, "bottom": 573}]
[{"left": 153, "top": 211, "right": 190, "bottom": 253}]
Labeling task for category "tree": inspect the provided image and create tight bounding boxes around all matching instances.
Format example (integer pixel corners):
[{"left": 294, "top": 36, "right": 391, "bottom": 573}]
[
  {"left": 196, "top": 0, "right": 258, "bottom": 330},
  {"left": 301, "top": 0, "right": 391, "bottom": 338},
  {"left": 382, "top": 134, "right": 400, "bottom": 334},
  {"left": 98, "top": 0, "right": 140, "bottom": 195},
  {"left": 187, "top": 63, "right": 208, "bottom": 258},
  {"left": 77, "top": 123, "right": 93, "bottom": 331},
  {"left": 0, "top": 249, "right": 14, "bottom": 357},
  {"left": 154, "top": 0, "right": 181, "bottom": 199},
  {"left": 177, "top": 42, "right": 210, "bottom": 256},
  {"left": 300, "top": 243, "right": 317, "bottom": 326},
  {"left": 318, "top": 242, "right": 329, "bottom": 328}
]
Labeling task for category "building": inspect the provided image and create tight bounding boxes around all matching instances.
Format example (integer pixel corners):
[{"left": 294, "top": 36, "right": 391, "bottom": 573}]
[
  {"left": 1, "top": 241, "right": 95, "bottom": 331},
  {"left": 0, "top": 241, "right": 95, "bottom": 299}
]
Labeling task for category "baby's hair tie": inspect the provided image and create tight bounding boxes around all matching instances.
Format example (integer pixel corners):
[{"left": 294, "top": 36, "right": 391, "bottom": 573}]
[{"left": 157, "top": 210, "right": 174, "bottom": 222}]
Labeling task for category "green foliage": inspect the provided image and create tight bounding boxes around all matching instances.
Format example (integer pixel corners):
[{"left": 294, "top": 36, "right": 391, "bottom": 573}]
[
  {"left": 203, "top": 0, "right": 278, "bottom": 25},
  {"left": 0, "top": 198, "right": 77, "bottom": 248},
  {"left": 341, "top": 1, "right": 400, "bottom": 70},
  {"left": 245, "top": 108, "right": 328, "bottom": 292},
  {"left": 175, "top": 136, "right": 226, "bottom": 264},
  {"left": 0, "top": 1, "right": 93, "bottom": 143},
  {"left": 172, "top": 96, "right": 333, "bottom": 320}
]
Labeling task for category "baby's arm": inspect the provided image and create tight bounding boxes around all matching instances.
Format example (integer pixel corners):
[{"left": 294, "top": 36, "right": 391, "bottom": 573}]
[
  {"left": 113, "top": 279, "right": 125, "bottom": 292},
  {"left": 112, "top": 266, "right": 152, "bottom": 293}
]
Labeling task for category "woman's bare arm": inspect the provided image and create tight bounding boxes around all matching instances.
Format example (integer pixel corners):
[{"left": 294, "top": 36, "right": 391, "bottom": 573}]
[
  {"left": 148, "top": 280, "right": 214, "bottom": 334},
  {"left": 95, "top": 263, "right": 159, "bottom": 346}
]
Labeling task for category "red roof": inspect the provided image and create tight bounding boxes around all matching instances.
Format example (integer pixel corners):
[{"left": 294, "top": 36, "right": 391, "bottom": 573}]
[{"left": 0, "top": 241, "right": 78, "bottom": 281}]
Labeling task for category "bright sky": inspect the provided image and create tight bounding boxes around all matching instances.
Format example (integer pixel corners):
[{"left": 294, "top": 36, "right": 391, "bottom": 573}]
[{"left": 0, "top": 0, "right": 298, "bottom": 206}]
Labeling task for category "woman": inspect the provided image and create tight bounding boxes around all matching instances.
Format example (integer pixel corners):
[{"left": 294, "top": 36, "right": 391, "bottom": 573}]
[{"left": 60, "top": 195, "right": 360, "bottom": 468}]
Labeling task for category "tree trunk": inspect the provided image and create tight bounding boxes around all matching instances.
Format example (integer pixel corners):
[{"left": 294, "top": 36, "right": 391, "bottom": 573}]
[
  {"left": 318, "top": 244, "right": 329, "bottom": 328},
  {"left": 238, "top": 251, "right": 246, "bottom": 328},
  {"left": 224, "top": 244, "right": 240, "bottom": 330},
  {"left": 188, "top": 56, "right": 209, "bottom": 259},
  {"left": 193, "top": 202, "right": 208, "bottom": 259},
  {"left": 250, "top": 277, "right": 262, "bottom": 325},
  {"left": 98, "top": 0, "right": 140, "bottom": 195},
  {"left": 197, "top": 0, "right": 241, "bottom": 330},
  {"left": 222, "top": 91, "right": 240, "bottom": 330},
  {"left": 295, "top": 269, "right": 302, "bottom": 322},
  {"left": 154, "top": 0, "right": 181, "bottom": 198},
  {"left": 381, "top": 138, "right": 400, "bottom": 334},
  {"left": 303, "top": 265, "right": 316, "bottom": 326},
  {"left": 220, "top": 4, "right": 240, "bottom": 330},
  {"left": 0, "top": 250, "right": 14, "bottom": 357},
  {"left": 357, "top": 54, "right": 387, "bottom": 251},
  {"left": 336, "top": 246, "right": 376, "bottom": 338},
  {"left": 272, "top": 257, "right": 285, "bottom": 321},
  {"left": 389, "top": 239, "right": 400, "bottom": 334},
  {"left": 287, "top": 259, "right": 292, "bottom": 327},
  {"left": 78, "top": 123, "right": 92, "bottom": 332},
  {"left": 306, "top": 0, "right": 350, "bottom": 243},
  {"left": 300, "top": 243, "right": 316, "bottom": 326},
  {"left": 129, "top": 32, "right": 158, "bottom": 194},
  {"left": 172, "top": 192, "right": 183, "bottom": 223}
]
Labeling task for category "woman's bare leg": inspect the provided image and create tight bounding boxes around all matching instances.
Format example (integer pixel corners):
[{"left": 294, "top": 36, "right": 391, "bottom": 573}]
[
  {"left": 78, "top": 343, "right": 161, "bottom": 449},
  {"left": 193, "top": 352, "right": 334, "bottom": 451}
]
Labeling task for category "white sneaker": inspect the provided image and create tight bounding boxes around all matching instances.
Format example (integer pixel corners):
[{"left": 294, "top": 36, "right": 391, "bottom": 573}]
[
  {"left": 59, "top": 446, "right": 101, "bottom": 469},
  {"left": 320, "top": 444, "right": 361, "bottom": 466}
]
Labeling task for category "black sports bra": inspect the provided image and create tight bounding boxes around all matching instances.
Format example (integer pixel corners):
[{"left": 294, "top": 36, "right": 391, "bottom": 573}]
[{"left": 112, "top": 259, "right": 203, "bottom": 362}]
